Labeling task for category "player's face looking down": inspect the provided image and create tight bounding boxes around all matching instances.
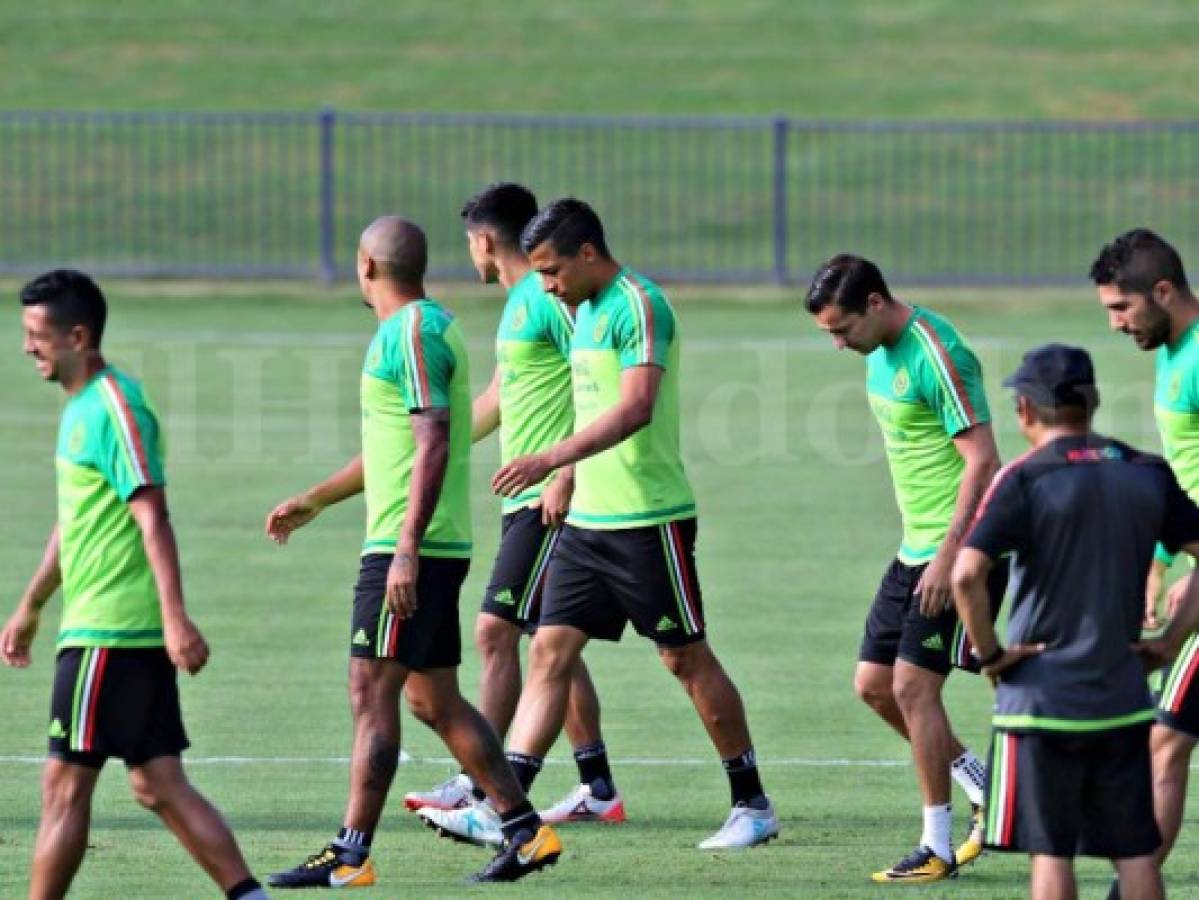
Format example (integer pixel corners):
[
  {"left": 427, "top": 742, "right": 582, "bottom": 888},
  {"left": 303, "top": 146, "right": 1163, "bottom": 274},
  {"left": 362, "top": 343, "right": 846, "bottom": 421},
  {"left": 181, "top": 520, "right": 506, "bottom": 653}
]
[
  {"left": 812, "top": 293, "right": 891, "bottom": 354},
  {"left": 1098, "top": 281, "right": 1173, "bottom": 351},
  {"left": 528, "top": 241, "right": 600, "bottom": 306}
]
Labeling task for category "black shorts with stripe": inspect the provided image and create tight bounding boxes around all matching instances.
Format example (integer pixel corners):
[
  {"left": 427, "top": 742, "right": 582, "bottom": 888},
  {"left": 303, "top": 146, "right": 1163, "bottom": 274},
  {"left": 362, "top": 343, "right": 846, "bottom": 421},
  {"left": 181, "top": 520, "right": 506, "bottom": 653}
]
[
  {"left": 985, "top": 723, "right": 1159, "bottom": 859},
  {"left": 350, "top": 553, "right": 469, "bottom": 669},
  {"left": 49, "top": 647, "right": 189, "bottom": 769},
  {"left": 859, "top": 556, "right": 1009, "bottom": 675},
  {"left": 480, "top": 507, "right": 559, "bottom": 633},
  {"left": 539, "top": 518, "right": 705, "bottom": 648},
  {"left": 1157, "top": 632, "right": 1199, "bottom": 739}
]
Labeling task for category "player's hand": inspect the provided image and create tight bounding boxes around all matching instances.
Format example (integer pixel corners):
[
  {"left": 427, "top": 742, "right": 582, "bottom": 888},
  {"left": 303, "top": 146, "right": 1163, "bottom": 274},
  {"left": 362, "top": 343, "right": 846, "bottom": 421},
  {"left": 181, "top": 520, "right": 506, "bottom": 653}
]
[
  {"left": 1144, "top": 559, "right": 1167, "bottom": 629},
  {"left": 165, "top": 616, "right": 210, "bottom": 675},
  {"left": 538, "top": 469, "right": 574, "bottom": 528},
  {"left": 981, "top": 643, "right": 1045, "bottom": 687},
  {"left": 265, "top": 492, "right": 322, "bottom": 544},
  {"left": 1166, "top": 572, "right": 1193, "bottom": 622},
  {"left": 914, "top": 552, "right": 954, "bottom": 617},
  {"left": 492, "top": 453, "right": 553, "bottom": 499},
  {"left": 0, "top": 604, "right": 40, "bottom": 668},
  {"left": 387, "top": 550, "right": 419, "bottom": 619},
  {"left": 1133, "top": 637, "right": 1179, "bottom": 673}
]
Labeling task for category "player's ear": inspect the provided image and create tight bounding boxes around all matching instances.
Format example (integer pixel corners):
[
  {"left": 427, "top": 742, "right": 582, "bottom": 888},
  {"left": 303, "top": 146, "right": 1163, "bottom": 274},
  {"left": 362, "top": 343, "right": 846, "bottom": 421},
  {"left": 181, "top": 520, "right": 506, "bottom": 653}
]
[
  {"left": 866, "top": 292, "right": 887, "bottom": 313},
  {"left": 579, "top": 243, "right": 597, "bottom": 264},
  {"left": 1153, "top": 278, "right": 1175, "bottom": 307}
]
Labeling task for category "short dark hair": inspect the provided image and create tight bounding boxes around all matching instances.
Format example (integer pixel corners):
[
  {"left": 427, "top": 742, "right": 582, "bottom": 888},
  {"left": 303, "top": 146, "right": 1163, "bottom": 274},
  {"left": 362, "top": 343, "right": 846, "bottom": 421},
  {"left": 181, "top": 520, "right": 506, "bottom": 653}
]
[
  {"left": 1089, "top": 228, "right": 1190, "bottom": 295},
  {"left": 519, "top": 197, "right": 610, "bottom": 258},
  {"left": 461, "top": 182, "right": 539, "bottom": 250},
  {"left": 804, "top": 254, "right": 893, "bottom": 315},
  {"left": 20, "top": 269, "right": 107, "bottom": 348},
  {"left": 1026, "top": 401, "right": 1092, "bottom": 428}
]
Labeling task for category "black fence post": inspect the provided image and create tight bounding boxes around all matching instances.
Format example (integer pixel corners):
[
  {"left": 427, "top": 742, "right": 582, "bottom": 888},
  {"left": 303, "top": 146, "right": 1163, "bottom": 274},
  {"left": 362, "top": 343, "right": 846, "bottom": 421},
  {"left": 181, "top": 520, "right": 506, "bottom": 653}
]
[
  {"left": 318, "top": 107, "right": 336, "bottom": 283},
  {"left": 771, "top": 116, "right": 789, "bottom": 286}
]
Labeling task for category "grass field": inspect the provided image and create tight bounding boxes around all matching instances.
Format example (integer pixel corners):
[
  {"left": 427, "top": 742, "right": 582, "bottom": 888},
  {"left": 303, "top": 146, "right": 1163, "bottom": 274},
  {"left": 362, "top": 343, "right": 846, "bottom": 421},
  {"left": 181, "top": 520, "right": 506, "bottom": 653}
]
[
  {"left": 0, "top": 284, "right": 1195, "bottom": 898},
  {"left": 2, "top": 1, "right": 1199, "bottom": 118}
]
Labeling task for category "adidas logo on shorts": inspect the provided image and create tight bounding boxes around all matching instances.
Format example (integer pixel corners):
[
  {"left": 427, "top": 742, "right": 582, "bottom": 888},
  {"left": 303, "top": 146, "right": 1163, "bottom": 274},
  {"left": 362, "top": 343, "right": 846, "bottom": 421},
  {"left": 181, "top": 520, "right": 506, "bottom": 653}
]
[
  {"left": 922, "top": 634, "right": 945, "bottom": 652},
  {"left": 352, "top": 628, "right": 371, "bottom": 647}
]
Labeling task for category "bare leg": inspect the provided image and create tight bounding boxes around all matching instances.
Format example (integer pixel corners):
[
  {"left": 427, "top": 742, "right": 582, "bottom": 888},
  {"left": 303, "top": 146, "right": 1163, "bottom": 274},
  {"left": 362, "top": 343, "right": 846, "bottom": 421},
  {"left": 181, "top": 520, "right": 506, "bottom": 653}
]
[
  {"left": 127, "top": 755, "right": 254, "bottom": 892},
  {"left": 507, "top": 625, "right": 590, "bottom": 759},
  {"left": 1112, "top": 854, "right": 1164, "bottom": 900},
  {"left": 474, "top": 613, "right": 523, "bottom": 740},
  {"left": 658, "top": 641, "right": 753, "bottom": 759},
  {"left": 1030, "top": 854, "right": 1078, "bottom": 900},
  {"left": 29, "top": 759, "right": 100, "bottom": 900},
  {"left": 1150, "top": 723, "right": 1196, "bottom": 867},
  {"left": 855, "top": 660, "right": 967, "bottom": 759},
  {"left": 343, "top": 657, "right": 407, "bottom": 832},
  {"left": 893, "top": 661, "right": 954, "bottom": 806},
  {"left": 562, "top": 658, "right": 603, "bottom": 749},
  {"left": 405, "top": 667, "right": 526, "bottom": 813}
]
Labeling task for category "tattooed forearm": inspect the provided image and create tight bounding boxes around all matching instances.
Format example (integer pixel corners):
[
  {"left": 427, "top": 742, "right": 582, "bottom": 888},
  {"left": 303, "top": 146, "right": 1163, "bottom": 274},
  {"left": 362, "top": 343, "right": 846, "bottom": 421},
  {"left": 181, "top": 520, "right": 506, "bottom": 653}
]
[{"left": 400, "top": 410, "right": 450, "bottom": 549}]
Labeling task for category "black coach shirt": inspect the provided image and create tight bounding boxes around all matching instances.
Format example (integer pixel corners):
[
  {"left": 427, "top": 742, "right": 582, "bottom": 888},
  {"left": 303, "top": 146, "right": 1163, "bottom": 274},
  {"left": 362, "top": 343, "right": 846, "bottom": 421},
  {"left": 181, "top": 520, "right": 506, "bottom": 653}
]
[{"left": 965, "top": 433, "right": 1199, "bottom": 732}]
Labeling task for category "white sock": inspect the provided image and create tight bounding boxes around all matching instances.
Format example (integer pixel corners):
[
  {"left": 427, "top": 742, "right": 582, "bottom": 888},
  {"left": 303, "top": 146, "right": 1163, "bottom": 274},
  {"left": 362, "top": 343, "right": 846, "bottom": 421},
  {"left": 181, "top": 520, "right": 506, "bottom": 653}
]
[
  {"left": 951, "top": 749, "right": 987, "bottom": 806},
  {"left": 921, "top": 804, "right": 953, "bottom": 863}
]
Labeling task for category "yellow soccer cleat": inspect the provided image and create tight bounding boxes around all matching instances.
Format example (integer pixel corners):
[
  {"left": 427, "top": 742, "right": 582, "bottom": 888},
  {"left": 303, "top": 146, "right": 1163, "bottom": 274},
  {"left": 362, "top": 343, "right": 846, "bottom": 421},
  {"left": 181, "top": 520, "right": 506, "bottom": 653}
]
[
  {"left": 955, "top": 803, "right": 986, "bottom": 867},
  {"left": 267, "top": 845, "right": 378, "bottom": 889},
  {"left": 871, "top": 845, "right": 958, "bottom": 884}
]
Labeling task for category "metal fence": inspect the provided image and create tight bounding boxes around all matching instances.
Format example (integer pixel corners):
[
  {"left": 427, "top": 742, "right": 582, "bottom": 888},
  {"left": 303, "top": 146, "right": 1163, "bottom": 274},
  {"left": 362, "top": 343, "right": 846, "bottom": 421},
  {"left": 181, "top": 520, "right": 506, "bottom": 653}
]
[{"left": 1, "top": 109, "right": 1196, "bottom": 285}]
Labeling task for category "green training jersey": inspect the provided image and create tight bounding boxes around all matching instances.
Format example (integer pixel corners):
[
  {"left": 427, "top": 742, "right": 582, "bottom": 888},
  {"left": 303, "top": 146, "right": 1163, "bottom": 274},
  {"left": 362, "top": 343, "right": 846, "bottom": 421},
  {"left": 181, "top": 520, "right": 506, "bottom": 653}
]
[
  {"left": 1153, "top": 318, "right": 1199, "bottom": 565},
  {"left": 865, "top": 306, "right": 990, "bottom": 564},
  {"left": 55, "top": 367, "right": 166, "bottom": 650},
  {"left": 361, "top": 300, "right": 472, "bottom": 558},
  {"left": 496, "top": 271, "right": 575, "bottom": 513},
  {"left": 567, "top": 267, "right": 696, "bottom": 529}
]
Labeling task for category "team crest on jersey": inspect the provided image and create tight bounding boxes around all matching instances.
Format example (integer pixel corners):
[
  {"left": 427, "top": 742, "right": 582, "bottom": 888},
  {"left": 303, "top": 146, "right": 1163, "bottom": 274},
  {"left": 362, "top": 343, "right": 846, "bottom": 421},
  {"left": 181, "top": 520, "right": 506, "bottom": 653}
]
[
  {"left": 511, "top": 303, "right": 527, "bottom": 332},
  {"left": 68, "top": 422, "right": 86, "bottom": 456},
  {"left": 892, "top": 367, "right": 911, "bottom": 396},
  {"left": 593, "top": 313, "right": 610, "bottom": 342}
]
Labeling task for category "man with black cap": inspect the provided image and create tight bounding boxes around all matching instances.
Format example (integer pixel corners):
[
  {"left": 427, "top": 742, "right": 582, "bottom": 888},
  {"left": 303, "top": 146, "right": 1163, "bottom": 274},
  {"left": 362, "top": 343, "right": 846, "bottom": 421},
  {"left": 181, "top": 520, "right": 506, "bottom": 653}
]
[{"left": 952, "top": 343, "right": 1199, "bottom": 900}]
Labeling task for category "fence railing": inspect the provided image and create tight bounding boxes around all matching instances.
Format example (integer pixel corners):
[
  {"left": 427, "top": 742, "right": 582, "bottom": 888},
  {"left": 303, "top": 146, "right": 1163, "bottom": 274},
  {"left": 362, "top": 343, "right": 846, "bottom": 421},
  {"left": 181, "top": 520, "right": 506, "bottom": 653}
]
[{"left": 1, "top": 109, "right": 1196, "bottom": 285}]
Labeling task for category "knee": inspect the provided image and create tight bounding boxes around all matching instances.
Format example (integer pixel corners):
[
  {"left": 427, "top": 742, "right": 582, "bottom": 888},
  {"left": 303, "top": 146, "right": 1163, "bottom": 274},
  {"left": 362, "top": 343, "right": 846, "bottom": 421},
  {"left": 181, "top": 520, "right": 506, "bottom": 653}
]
[
  {"left": 348, "top": 666, "right": 385, "bottom": 720},
  {"left": 406, "top": 692, "right": 438, "bottom": 728},
  {"left": 854, "top": 670, "right": 893, "bottom": 711},
  {"left": 130, "top": 778, "right": 167, "bottom": 813},
  {"left": 660, "top": 645, "right": 715, "bottom": 685},
  {"left": 659, "top": 648, "right": 695, "bottom": 682},
  {"left": 1152, "top": 729, "right": 1195, "bottom": 779},
  {"left": 41, "top": 770, "right": 92, "bottom": 816},
  {"left": 892, "top": 670, "right": 936, "bottom": 712},
  {"left": 528, "top": 634, "right": 579, "bottom": 682},
  {"left": 475, "top": 617, "right": 519, "bottom": 665}
]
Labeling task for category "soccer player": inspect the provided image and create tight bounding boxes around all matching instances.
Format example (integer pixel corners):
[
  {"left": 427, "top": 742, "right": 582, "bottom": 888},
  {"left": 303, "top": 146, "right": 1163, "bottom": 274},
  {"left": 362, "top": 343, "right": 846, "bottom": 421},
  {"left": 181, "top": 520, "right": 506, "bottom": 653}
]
[
  {"left": 431, "top": 197, "right": 779, "bottom": 851},
  {"left": 263, "top": 216, "right": 561, "bottom": 887},
  {"left": 954, "top": 343, "right": 1199, "bottom": 900},
  {"left": 408, "top": 184, "right": 624, "bottom": 834},
  {"left": 804, "top": 254, "right": 1004, "bottom": 883},
  {"left": 1092, "top": 228, "right": 1199, "bottom": 892},
  {"left": 0, "top": 270, "right": 268, "bottom": 900}
]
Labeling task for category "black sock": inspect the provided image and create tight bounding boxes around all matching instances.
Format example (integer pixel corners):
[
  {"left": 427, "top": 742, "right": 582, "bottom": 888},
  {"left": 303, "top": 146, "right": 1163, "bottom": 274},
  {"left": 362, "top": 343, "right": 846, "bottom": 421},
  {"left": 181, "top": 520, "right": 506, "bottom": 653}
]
[
  {"left": 573, "top": 741, "right": 615, "bottom": 800},
  {"left": 499, "top": 799, "right": 543, "bottom": 844},
  {"left": 722, "top": 747, "right": 766, "bottom": 807},
  {"left": 226, "top": 878, "right": 264, "bottom": 900},
  {"left": 470, "top": 784, "right": 487, "bottom": 802},
  {"left": 332, "top": 826, "right": 371, "bottom": 863},
  {"left": 1106, "top": 877, "right": 1121, "bottom": 900},
  {"left": 505, "top": 751, "right": 544, "bottom": 793}
]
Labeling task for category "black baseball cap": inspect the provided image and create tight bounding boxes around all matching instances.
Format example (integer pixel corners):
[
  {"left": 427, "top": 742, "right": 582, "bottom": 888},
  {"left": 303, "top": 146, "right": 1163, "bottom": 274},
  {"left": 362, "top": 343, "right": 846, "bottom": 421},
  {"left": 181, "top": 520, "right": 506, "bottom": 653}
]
[{"left": 1003, "top": 343, "right": 1100, "bottom": 409}]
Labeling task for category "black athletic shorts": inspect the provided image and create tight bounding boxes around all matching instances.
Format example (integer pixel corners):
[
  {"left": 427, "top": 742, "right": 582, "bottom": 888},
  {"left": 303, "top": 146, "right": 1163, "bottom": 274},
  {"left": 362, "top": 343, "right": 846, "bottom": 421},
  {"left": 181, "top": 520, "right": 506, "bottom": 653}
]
[
  {"left": 1157, "top": 632, "right": 1199, "bottom": 739},
  {"left": 985, "top": 723, "right": 1160, "bottom": 859},
  {"left": 350, "top": 553, "right": 468, "bottom": 669},
  {"left": 480, "top": 507, "right": 560, "bottom": 633},
  {"left": 859, "top": 556, "right": 1009, "bottom": 675},
  {"left": 539, "top": 518, "right": 705, "bottom": 648},
  {"left": 49, "top": 647, "right": 189, "bottom": 769}
]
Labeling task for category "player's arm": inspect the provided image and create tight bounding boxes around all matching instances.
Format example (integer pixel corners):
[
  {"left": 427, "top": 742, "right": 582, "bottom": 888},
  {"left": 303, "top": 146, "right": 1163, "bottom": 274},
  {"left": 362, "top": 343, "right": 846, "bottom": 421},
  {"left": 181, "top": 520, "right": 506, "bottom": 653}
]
[
  {"left": 1137, "top": 540, "right": 1199, "bottom": 670},
  {"left": 0, "top": 526, "right": 61, "bottom": 667},
  {"left": 492, "top": 365, "right": 660, "bottom": 497},
  {"left": 388, "top": 409, "right": 451, "bottom": 619},
  {"left": 916, "top": 423, "right": 1001, "bottom": 615},
  {"left": 952, "top": 547, "right": 1043, "bottom": 685},
  {"left": 472, "top": 366, "right": 501, "bottom": 443},
  {"left": 127, "top": 487, "right": 209, "bottom": 676},
  {"left": 265, "top": 453, "right": 364, "bottom": 544}
]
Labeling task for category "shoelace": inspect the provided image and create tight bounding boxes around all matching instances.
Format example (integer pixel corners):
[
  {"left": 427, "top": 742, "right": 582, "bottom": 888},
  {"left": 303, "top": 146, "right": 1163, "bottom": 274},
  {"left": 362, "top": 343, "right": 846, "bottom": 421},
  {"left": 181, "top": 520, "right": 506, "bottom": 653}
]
[
  {"left": 894, "top": 847, "right": 936, "bottom": 872},
  {"left": 303, "top": 848, "right": 338, "bottom": 870}
]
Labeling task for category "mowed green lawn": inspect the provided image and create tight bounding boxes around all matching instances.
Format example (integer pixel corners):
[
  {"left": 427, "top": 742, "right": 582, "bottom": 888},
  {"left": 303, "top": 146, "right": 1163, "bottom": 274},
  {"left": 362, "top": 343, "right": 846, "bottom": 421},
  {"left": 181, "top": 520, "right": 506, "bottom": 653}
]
[{"left": 0, "top": 285, "right": 1195, "bottom": 898}]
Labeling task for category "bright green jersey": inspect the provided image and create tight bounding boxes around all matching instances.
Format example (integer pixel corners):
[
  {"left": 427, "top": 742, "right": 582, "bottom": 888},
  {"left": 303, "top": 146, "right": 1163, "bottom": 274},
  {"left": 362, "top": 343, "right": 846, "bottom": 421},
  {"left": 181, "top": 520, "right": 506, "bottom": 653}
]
[
  {"left": 866, "top": 307, "right": 990, "bottom": 564},
  {"left": 1153, "top": 319, "right": 1199, "bottom": 565},
  {"left": 567, "top": 268, "right": 696, "bottom": 529},
  {"left": 496, "top": 272, "right": 575, "bottom": 513},
  {"left": 361, "top": 300, "right": 472, "bottom": 558},
  {"left": 55, "top": 367, "right": 166, "bottom": 649}
]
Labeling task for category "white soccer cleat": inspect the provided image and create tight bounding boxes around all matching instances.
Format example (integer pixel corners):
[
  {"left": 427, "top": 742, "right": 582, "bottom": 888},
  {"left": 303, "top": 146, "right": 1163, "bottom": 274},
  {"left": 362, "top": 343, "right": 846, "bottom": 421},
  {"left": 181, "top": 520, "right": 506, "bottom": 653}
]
[
  {"left": 419, "top": 801, "right": 504, "bottom": 849},
  {"left": 539, "top": 783, "right": 628, "bottom": 824},
  {"left": 697, "top": 800, "right": 780, "bottom": 849},
  {"left": 404, "top": 772, "right": 474, "bottom": 812}
]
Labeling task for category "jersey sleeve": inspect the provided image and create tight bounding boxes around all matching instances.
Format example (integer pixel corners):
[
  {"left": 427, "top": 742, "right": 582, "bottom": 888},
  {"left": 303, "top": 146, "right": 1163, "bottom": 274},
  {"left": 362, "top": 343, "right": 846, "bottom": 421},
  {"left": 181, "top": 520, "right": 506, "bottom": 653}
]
[
  {"left": 1160, "top": 465, "right": 1199, "bottom": 554},
  {"left": 964, "top": 466, "right": 1027, "bottom": 559},
  {"left": 615, "top": 281, "right": 674, "bottom": 370},
  {"left": 911, "top": 322, "right": 991, "bottom": 437},
  {"left": 399, "top": 308, "right": 454, "bottom": 411},
  {"left": 94, "top": 380, "right": 166, "bottom": 501}
]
